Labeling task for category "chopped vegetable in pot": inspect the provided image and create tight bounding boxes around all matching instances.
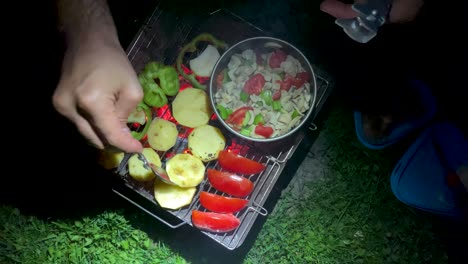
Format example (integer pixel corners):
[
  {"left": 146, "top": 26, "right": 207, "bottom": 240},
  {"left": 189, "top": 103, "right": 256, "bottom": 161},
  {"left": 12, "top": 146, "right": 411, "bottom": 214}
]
[{"left": 214, "top": 48, "right": 312, "bottom": 138}]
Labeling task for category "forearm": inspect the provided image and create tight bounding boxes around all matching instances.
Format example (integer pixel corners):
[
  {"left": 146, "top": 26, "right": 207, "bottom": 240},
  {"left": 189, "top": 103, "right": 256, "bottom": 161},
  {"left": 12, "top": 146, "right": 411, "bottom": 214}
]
[{"left": 56, "top": 0, "right": 119, "bottom": 48}]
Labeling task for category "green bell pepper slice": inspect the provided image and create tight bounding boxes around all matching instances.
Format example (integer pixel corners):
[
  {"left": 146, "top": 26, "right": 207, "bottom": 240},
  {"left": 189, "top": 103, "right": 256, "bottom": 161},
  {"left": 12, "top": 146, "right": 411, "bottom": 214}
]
[
  {"left": 143, "top": 61, "right": 164, "bottom": 79},
  {"left": 272, "top": 100, "right": 282, "bottom": 111},
  {"left": 216, "top": 105, "right": 232, "bottom": 120},
  {"left": 260, "top": 90, "right": 273, "bottom": 106},
  {"left": 240, "top": 91, "right": 249, "bottom": 102},
  {"left": 253, "top": 114, "right": 265, "bottom": 125},
  {"left": 130, "top": 102, "right": 152, "bottom": 141},
  {"left": 142, "top": 82, "right": 168, "bottom": 108},
  {"left": 156, "top": 66, "right": 180, "bottom": 96}
]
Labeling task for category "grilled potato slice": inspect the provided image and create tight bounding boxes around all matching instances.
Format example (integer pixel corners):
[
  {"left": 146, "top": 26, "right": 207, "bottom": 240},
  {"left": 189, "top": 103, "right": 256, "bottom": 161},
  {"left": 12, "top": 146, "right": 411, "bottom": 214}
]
[
  {"left": 147, "top": 118, "right": 178, "bottom": 152},
  {"left": 128, "top": 148, "right": 162, "bottom": 182},
  {"left": 188, "top": 124, "right": 226, "bottom": 162},
  {"left": 172, "top": 88, "right": 213, "bottom": 128},
  {"left": 166, "top": 153, "right": 205, "bottom": 187},
  {"left": 154, "top": 180, "right": 197, "bottom": 210},
  {"left": 98, "top": 150, "right": 124, "bottom": 169}
]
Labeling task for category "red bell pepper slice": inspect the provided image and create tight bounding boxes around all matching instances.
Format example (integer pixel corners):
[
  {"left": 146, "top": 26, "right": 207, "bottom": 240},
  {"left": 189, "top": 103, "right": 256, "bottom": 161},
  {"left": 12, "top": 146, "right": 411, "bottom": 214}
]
[
  {"left": 191, "top": 210, "right": 240, "bottom": 233},
  {"left": 207, "top": 169, "right": 254, "bottom": 197},
  {"left": 226, "top": 106, "right": 253, "bottom": 130},
  {"left": 254, "top": 124, "right": 274, "bottom": 138},
  {"left": 217, "top": 150, "right": 266, "bottom": 175},
  {"left": 199, "top": 191, "right": 248, "bottom": 213},
  {"left": 243, "top": 73, "right": 265, "bottom": 95}
]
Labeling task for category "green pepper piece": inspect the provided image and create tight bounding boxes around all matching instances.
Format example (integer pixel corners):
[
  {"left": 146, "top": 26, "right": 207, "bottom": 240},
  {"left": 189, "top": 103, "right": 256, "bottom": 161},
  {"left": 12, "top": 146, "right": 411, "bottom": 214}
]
[
  {"left": 138, "top": 73, "right": 150, "bottom": 86},
  {"left": 272, "top": 100, "right": 282, "bottom": 111},
  {"left": 156, "top": 66, "right": 180, "bottom": 96},
  {"left": 176, "top": 33, "right": 228, "bottom": 90},
  {"left": 260, "top": 90, "right": 273, "bottom": 106},
  {"left": 130, "top": 102, "right": 152, "bottom": 141},
  {"left": 223, "top": 70, "right": 231, "bottom": 83},
  {"left": 216, "top": 105, "right": 230, "bottom": 120},
  {"left": 253, "top": 114, "right": 265, "bottom": 125},
  {"left": 242, "top": 110, "right": 251, "bottom": 127},
  {"left": 240, "top": 126, "right": 253, "bottom": 136},
  {"left": 240, "top": 91, "right": 249, "bottom": 102},
  {"left": 144, "top": 61, "right": 164, "bottom": 79},
  {"left": 143, "top": 82, "right": 168, "bottom": 108},
  {"left": 291, "top": 109, "right": 300, "bottom": 119}
]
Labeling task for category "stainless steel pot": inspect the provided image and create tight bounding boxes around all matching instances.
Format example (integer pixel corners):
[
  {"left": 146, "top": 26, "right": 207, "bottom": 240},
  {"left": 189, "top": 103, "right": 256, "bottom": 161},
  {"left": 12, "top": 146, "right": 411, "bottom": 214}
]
[{"left": 209, "top": 36, "right": 317, "bottom": 142}]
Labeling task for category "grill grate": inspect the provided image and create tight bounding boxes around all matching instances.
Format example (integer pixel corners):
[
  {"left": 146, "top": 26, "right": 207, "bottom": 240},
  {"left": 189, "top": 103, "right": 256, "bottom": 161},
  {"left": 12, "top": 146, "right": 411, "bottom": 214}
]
[{"left": 113, "top": 7, "right": 332, "bottom": 250}]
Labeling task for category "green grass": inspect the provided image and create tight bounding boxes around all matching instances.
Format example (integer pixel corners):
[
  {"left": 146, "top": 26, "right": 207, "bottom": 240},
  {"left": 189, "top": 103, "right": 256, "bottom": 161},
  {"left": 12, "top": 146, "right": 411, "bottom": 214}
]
[
  {"left": 0, "top": 103, "right": 447, "bottom": 264},
  {"left": 245, "top": 104, "right": 447, "bottom": 263},
  {"left": 0, "top": 207, "right": 187, "bottom": 264}
]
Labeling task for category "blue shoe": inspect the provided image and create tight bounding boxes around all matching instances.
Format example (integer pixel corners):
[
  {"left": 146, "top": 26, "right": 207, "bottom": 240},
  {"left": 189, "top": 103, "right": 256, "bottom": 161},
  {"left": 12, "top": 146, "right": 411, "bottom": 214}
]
[
  {"left": 354, "top": 78, "right": 437, "bottom": 150},
  {"left": 391, "top": 122, "right": 468, "bottom": 218}
]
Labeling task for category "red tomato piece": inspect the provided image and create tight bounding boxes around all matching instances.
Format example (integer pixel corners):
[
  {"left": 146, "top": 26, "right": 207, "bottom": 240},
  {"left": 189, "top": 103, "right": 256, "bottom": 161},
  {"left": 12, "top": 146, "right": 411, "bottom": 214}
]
[
  {"left": 254, "top": 124, "right": 274, "bottom": 138},
  {"left": 243, "top": 73, "right": 265, "bottom": 95},
  {"left": 296, "top": 72, "right": 310, "bottom": 82},
  {"left": 278, "top": 72, "right": 310, "bottom": 91},
  {"left": 272, "top": 90, "right": 281, "bottom": 101},
  {"left": 278, "top": 75, "right": 294, "bottom": 91},
  {"left": 199, "top": 191, "right": 248, "bottom": 213},
  {"left": 207, "top": 169, "right": 254, "bottom": 197},
  {"left": 218, "top": 150, "right": 266, "bottom": 175},
  {"left": 293, "top": 72, "right": 309, "bottom": 88},
  {"left": 269, "top": 49, "right": 288, "bottom": 68},
  {"left": 191, "top": 210, "right": 240, "bottom": 233},
  {"left": 226, "top": 106, "right": 253, "bottom": 129}
]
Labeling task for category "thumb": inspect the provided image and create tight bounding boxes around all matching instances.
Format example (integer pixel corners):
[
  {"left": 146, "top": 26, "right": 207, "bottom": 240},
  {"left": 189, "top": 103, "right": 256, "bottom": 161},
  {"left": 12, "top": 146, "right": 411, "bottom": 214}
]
[{"left": 320, "top": 0, "right": 359, "bottom": 19}]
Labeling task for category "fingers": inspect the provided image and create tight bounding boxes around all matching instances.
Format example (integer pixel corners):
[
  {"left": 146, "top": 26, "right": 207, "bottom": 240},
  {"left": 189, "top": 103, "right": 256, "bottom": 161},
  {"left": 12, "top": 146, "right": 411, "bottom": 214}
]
[
  {"left": 73, "top": 114, "right": 106, "bottom": 149},
  {"left": 115, "top": 80, "right": 144, "bottom": 124},
  {"left": 320, "top": 0, "right": 358, "bottom": 19},
  {"left": 52, "top": 90, "right": 105, "bottom": 149},
  {"left": 77, "top": 84, "right": 143, "bottom": 153}
]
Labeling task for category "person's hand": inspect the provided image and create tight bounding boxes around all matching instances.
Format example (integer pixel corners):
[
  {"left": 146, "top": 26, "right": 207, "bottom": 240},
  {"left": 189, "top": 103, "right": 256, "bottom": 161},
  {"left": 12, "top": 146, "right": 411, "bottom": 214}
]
[
  {"left": 53, "top": 36, "right": 144, "bottom": 153},
  {"left": 320, "top": 0, "right": 424, "bottom": 23}
]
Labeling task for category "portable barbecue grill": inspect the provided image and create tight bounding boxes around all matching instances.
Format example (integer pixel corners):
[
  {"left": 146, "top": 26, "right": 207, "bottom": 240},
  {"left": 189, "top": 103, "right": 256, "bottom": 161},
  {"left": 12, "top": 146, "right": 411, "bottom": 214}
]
[{"left": 113, "top": 6, "right": 334, "bottom": 250}]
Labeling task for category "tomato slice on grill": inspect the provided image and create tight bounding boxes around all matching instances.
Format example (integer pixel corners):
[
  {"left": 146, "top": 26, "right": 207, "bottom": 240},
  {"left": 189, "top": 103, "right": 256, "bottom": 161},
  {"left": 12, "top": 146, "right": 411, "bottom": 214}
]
[
  {"left": 217, "top": 150, "right": 266, "bottom": 175},
  {"left": 207, "top": 169, "right": 254, "bottom": 198},
  {"left": 199, "top": 191, "right": 248, "bottom": 213},
  {"left": 191, "top": 210, "right": 240, "bottom": 233}
]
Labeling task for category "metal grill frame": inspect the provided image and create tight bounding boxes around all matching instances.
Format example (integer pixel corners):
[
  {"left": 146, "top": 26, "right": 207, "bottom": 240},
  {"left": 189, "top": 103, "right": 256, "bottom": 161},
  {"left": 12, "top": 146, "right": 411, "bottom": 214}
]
[{"left": 112, "top": 7, "right": 332, "bottom": 250}]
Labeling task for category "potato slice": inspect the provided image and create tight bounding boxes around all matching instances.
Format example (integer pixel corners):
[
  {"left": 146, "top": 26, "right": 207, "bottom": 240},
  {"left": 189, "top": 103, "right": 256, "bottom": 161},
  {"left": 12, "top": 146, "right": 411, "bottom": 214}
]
[
  {"left": 154, "top": 180, "right": 197, "bottom": 210},
  {"left": 188, "top": 124, "right": 226, "bottom": 162},
  {"left": 166, "top": 153, "right": 205, "bottom": 187},
  {"left": 147, "top": 118, "right": 178, "bottom": 151},
  {"left": 172, "top": 88, "right": 213, "bottom": 128},
  {"left": 98, "top": 150, "right": 124, "bottom": 169},
  {"left": 128, "top": 148, "right": 162, "bottom": 182}
]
